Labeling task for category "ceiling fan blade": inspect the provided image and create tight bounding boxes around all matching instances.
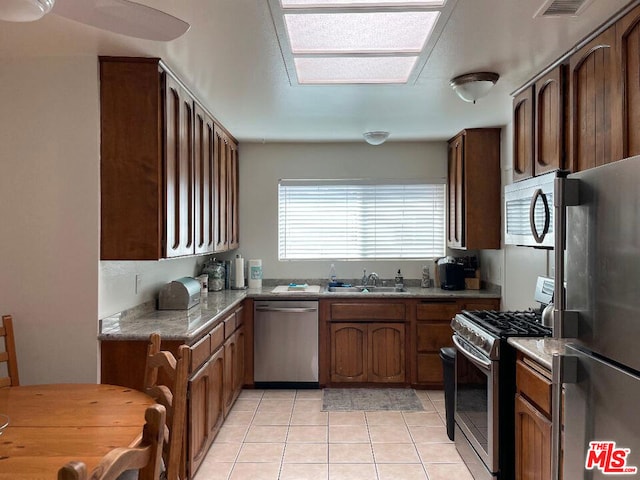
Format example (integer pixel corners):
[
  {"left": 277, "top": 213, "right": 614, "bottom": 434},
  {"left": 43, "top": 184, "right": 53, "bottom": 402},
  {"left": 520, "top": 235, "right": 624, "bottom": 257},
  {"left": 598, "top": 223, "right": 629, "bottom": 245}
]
[{"left": 52, "top": 0, "right": 190, "bottom": 41}]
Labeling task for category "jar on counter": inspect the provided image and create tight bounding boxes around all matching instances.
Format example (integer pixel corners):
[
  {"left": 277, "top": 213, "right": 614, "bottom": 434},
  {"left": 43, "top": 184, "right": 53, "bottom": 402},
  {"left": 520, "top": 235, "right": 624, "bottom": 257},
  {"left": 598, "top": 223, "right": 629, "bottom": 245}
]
[{"left": 201, "top": 260, "right": 226, "bottom": 291}]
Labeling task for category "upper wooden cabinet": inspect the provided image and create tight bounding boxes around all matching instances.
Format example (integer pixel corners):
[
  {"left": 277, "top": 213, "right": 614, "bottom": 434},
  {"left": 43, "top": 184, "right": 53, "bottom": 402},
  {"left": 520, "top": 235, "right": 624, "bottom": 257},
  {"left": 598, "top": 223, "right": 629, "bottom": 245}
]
[
  {"left": 535, "top": 66, "right": 566, "bottom": 176},
  {"left": 99, "top": 57, "right": 239, "bottom": 260},
  {"left": 616, "top": 4, "right": 640, "bottom": 159},
  {"left": 568, "top": 25, "right": 621, "bottom": 172},
  {"left": 512, "top": 65, "right": 565, "bottom": 182},
  {"left": 447, "top": 128, "right": 501, "bottom": 250}
]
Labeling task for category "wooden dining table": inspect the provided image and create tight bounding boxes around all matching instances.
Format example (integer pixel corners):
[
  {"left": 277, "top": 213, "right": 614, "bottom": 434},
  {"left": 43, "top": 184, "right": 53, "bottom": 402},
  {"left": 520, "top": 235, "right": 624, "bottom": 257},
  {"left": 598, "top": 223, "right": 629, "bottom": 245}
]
[{"left": 0, "top": 383, "right": 155, "bottom": 479}]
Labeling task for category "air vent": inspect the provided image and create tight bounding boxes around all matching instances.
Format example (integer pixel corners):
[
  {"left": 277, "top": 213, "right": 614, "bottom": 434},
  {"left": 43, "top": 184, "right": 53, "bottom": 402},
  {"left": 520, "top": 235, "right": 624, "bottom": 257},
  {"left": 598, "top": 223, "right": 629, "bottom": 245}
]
[{"left": 534, "top": 0, "right": 595, "bottom": 17}]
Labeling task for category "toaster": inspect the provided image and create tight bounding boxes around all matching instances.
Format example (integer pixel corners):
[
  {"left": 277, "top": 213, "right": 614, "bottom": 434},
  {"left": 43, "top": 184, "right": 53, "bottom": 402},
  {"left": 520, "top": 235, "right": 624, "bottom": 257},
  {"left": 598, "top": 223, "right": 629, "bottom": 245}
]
[{"left": 158, "top": 277, "right": 201, "bottom": 310}]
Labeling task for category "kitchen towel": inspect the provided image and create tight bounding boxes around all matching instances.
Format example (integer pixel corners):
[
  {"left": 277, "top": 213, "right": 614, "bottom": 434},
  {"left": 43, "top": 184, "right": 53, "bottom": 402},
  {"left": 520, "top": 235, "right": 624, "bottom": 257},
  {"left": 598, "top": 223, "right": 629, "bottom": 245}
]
[
  {"left": 248, "top": 259, "right": 262, "bottom": 289},
  {"left": 233, "top": 255, "right": 245, "bottom": 289}
]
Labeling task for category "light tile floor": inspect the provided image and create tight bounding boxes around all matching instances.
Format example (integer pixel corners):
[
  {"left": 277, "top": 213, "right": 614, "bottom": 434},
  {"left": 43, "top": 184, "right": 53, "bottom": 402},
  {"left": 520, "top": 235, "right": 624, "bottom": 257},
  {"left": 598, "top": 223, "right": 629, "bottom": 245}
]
[{"left": 193, "top": 389, "right": 473, "bottom": 480}]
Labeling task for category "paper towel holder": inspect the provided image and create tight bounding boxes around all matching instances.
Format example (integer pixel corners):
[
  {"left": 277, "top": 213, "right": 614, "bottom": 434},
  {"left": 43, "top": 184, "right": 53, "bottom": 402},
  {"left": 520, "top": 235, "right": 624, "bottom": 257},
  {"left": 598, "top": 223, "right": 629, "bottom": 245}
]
[{"left": 231, "top": 254, "right": 248, "bottom": 290}]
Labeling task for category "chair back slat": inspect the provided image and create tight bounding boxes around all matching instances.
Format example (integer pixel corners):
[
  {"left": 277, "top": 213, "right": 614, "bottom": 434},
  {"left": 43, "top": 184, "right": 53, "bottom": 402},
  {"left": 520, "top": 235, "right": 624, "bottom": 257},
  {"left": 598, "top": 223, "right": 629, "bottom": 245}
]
[
  {"left": 0, "top": 315, "right": 19, "bottom": 387},
  {"left": 144, "top": 333, "right": 189, "bottom": 480}
]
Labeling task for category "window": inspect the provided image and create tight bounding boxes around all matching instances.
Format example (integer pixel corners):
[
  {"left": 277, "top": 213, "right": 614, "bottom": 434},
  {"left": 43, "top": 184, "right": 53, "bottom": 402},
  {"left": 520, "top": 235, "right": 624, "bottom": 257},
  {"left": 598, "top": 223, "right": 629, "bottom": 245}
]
[{"left": 278, "top": 179, "right": 446, "bottom": 260}]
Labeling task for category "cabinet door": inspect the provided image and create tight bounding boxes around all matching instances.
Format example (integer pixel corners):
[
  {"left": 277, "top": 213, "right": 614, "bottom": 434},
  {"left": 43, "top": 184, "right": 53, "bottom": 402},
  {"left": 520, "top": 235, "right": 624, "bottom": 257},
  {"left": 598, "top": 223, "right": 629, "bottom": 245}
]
[
  {"left": 515, "top": 393, "right": 552, "bottom": 480},
  {"left": 234, "top": 325, "right": 245, "bottom": 395},
  {"left": 416, "top": 321, "right": 454, "bottom": 353},
  {"left": 617, "top": 5, "right": 640, "bottom": 158},
  {"left": 447, "top": 135, "right": 464, "bottom": 248},
  {"left": 513, "top": 86, "right": 535, "bottom": 181},
  {"left": 330, "top": 323, "right": 367, "bottom": 382},
  {"left": 535, "top": 65, "right": 565, "bottom": 175},
  {"left": 568, "top": 26, "right": 621, "bottom": 172},
  {"left": 214, "top": 125, "right": 228, "bottom": 252},
  {"left": 188, "top": 347, "right": 224, "bottom": 477},
  {"left": 227, "top": 138, "right": 240, "bottom": 251},
  {"left": 194, "top": 103, "right": 215, "bottom": 254},
  {"left": 368, "top": 323, "right": 405, "bottom": 383},
  {"left": 165, "top": 74, "right": 194, "bottom": 257},
  {"left": 223, "top": 331, "right": 236, "bottom": 416}
]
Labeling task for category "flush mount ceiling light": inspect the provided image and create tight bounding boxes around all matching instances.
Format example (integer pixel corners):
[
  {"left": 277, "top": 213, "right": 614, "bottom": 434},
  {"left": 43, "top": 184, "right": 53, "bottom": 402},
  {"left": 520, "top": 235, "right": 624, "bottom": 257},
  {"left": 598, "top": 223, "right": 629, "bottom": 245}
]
[
  {"left": 363, "top": 131, "right": 390, "bottom": 145},
  {"left": 450, "top": 72, "right": 499, "bottom": 104},
  {"left": 0, "top": 0, "right": 54, "bottom": 22}
]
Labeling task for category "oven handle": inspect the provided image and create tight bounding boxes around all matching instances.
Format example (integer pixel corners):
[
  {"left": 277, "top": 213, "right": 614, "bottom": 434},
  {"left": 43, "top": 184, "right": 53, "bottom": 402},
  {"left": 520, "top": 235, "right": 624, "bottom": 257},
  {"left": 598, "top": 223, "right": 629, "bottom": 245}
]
[{"left": 452, "top": 335, "right": 492, "bottom": 372}]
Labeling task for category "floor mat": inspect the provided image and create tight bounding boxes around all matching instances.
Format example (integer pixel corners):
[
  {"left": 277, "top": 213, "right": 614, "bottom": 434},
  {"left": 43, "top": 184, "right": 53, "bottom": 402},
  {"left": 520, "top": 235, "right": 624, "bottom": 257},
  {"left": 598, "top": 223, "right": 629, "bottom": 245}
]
[{"left": 322, "top": 388, "right": 424, "bottom": 411}]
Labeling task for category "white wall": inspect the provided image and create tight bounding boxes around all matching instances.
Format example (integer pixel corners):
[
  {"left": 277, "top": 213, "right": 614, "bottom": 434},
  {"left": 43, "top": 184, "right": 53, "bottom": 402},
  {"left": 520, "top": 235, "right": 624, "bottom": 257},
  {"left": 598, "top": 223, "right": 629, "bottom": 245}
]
[
  {"left": 230, "top": 142, "right": 448, "bottom": 282},
  {"left": 478, "top": 123, "right": 550, "bottom": 310},
  {"left": 99, "top": 257, "right": 209, "bottom": 318},
  {"left": 0, "top": 57, "right": 100, "bottom": 384}
]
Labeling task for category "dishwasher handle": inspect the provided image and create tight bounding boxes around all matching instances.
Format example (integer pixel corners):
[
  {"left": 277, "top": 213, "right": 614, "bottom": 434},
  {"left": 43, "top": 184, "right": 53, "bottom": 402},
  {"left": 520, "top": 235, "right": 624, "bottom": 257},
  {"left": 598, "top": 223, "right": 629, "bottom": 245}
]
[{"left": 255, "top": 306, "right": 318, "bottom": 313}]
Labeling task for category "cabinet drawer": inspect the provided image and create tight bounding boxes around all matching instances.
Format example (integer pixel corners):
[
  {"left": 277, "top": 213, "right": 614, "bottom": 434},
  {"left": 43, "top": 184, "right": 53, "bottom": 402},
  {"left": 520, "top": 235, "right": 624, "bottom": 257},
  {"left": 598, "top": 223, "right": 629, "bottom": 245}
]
[
  {"left": 235, "top": 305, "right": 244, "bottom": 327},
  {"left": 190, "top": 334, "right": 211, "bottom": 373},
  {"left": 416, "top": 322, "right": 454, "bottom": 353},
  {"left": 331, "top": 303, "right": 405, "bottom": 321},
  {"left": 416, "top": 303, "right": 460, "bottom": 321},
  {"left": 210, "top": 322, "right": 225, "bottom": 351},
  {"left": 224, "top": 313, "right": 237, "bottom": 339},
  {"left": 516, "top": 358, "right": 552, "bottom": 417}
]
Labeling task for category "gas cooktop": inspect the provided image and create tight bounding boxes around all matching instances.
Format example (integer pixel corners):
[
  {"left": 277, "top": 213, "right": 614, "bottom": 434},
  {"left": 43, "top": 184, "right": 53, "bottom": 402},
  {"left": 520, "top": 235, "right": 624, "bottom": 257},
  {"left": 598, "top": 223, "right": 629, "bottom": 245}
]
[{"left": 461, "top": 309, "right": 552, "bottom": 338}]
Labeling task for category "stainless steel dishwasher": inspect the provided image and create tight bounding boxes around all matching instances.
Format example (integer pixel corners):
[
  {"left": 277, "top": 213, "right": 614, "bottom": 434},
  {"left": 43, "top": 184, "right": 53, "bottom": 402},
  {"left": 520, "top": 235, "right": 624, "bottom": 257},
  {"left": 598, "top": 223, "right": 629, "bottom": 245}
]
[{"left": 253, "top": 300, "right": 319, "bottom": 388}]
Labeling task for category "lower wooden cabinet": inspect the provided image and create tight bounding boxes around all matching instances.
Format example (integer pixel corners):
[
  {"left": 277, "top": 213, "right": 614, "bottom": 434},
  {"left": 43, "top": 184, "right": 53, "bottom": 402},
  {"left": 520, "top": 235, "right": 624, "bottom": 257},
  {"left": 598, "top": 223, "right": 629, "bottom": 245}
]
[
  {"left": 330, "top": 322, "right": 405, "bottom": 383},
  {"left": 100, "top": 300, "right": 248, "bottom": 479},
  {"left": 515, "top": 392, "right": 552, "bottom": 480},
  {"left": 515, "top": 354, "right": 554, "bottom": 480},
  {"left": 188, "top": 346, "right": 224, "bottom": 475}
]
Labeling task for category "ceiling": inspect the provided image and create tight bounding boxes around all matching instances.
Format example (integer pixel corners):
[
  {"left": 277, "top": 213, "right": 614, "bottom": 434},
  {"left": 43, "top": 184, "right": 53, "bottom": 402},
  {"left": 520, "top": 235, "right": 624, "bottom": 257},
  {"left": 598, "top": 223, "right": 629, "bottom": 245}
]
[{"left": 0, "top": 0, "right": 632, "bottom": 142}]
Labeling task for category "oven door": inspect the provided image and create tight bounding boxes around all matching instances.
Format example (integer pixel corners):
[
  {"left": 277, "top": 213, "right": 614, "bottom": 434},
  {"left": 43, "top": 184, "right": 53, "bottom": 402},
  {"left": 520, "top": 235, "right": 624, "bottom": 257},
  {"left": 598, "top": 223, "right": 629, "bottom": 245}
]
[{"left": 453, "top": 334, "right": 500, "bottom": 477}]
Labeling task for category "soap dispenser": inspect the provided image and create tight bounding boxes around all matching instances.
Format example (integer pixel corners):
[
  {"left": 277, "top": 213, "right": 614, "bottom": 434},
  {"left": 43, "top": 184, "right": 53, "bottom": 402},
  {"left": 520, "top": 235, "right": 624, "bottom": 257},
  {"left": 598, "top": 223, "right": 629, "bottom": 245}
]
[{"left": 394, "top": 269, "right": 404, "bottom": 289}]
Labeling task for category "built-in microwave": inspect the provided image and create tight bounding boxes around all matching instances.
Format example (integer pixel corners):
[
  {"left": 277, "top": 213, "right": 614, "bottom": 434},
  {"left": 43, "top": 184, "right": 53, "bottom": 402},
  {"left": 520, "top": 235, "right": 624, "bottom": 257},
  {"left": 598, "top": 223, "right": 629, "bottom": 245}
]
[{"left": 504, "top": 171, "right": 557, "bottom": 248}]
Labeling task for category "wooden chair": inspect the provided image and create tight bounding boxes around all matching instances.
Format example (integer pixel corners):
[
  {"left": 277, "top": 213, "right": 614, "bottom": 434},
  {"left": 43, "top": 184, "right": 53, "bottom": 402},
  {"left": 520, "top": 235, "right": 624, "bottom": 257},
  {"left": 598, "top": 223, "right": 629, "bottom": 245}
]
[
  {"left": 143, "top": 334, "right": 189, "bottom": 480},
  {"left": 0, "top": 315, "right": 19, "bottom": 387},
  {"left": 58, "top": 403, "right": 166, "bottom": 480}
]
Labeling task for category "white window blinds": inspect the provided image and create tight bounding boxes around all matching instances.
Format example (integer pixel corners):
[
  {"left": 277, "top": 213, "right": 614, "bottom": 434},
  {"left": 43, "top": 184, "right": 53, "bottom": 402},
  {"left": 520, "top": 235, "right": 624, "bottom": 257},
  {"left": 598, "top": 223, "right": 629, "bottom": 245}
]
[{"left": 278, "top": 180, "right": 446, "bottom": 260}]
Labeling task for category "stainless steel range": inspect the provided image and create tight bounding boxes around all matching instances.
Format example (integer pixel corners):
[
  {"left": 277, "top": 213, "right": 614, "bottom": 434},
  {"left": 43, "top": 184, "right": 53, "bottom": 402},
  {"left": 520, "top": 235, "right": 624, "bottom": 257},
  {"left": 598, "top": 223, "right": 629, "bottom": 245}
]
[{"left": 452, "top": 306, "right": 552, "bottom": 480}]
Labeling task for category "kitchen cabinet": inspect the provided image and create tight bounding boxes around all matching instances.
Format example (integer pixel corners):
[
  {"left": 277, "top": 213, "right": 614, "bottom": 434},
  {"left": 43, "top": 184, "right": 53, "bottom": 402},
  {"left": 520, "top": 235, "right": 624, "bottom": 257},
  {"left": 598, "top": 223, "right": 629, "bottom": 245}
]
[
  {"left": 568, "top": 26, "right": 621, "bottom": 172},
  {"left": 212, "top": 126, "right": 239, "bottom": 253},
  {"left": 100, "top": 300, "right": 247, "bottom": 479},
  {"left": 99, "top": 57, "right": 239, "bottom": 260},
  {"left": 325, "top": 301, "right": 407, "bottom": 384},
  {"left": 512, "top": 66, "right": 566, "bottom": 182},
  {"left": 447, "top": 129, "right": 501, "bottom": 250},
  {"left": 194, "top": 102, "right": 216, "bottom": 254},
  {"left": 414, "top": 298, "right": 499, "bottom": 387},
  {"left": 515, "top": 353, "right": 553, "bottom": 480},
  {"left": 513, "top": 86, "right": 535, "bottom": 181},
  {"left": 616, "top": 4, "right": 640, "bottom": 159}
]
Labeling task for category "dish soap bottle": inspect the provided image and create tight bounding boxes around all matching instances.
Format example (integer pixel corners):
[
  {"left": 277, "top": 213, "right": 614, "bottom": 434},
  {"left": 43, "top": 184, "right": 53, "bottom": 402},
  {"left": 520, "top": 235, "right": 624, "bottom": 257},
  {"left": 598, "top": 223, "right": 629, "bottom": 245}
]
[
  {"left": 394, "top": 269, "right": 404, "bottom": 289},
  {"left": 329, "top": 263, "right": 337, "bottom": 285}
]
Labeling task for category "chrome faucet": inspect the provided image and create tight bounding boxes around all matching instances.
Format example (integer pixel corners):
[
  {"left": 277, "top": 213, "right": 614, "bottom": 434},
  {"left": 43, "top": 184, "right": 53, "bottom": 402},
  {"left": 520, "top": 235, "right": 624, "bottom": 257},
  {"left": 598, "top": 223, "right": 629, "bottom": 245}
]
[{"left": 362, "top": 270, "right": 379, "bottom": 287}]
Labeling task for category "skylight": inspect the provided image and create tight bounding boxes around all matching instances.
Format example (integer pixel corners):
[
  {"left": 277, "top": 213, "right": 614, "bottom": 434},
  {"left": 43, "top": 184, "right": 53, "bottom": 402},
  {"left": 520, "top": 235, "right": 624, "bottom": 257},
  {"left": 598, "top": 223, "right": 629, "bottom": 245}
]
[
  {"left": 269, "top": 0, "right": 452, "bottom": 85},
  {"left": 284, "top": 12, "right": 439, "bottom": 54}
]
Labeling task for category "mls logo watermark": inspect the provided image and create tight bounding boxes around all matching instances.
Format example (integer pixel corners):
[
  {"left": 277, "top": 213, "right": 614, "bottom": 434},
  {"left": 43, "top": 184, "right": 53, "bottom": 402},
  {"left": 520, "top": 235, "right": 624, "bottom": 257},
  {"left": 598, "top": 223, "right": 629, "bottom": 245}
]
[{"left": 585, "top": 441, "right": 638, "bottom": 475}]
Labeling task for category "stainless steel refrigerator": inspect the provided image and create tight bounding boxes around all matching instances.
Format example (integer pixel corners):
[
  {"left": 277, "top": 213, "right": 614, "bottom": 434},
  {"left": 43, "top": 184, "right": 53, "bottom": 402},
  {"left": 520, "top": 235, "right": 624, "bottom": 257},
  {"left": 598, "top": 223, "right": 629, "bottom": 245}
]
[{"left": 553, "top": 156, "right": 640, "bottom": 479}]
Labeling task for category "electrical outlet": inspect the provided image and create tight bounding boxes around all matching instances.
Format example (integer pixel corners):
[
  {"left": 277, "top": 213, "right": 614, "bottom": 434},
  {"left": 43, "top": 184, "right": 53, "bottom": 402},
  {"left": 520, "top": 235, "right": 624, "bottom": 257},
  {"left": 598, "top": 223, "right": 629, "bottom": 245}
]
[{"left": 135, "top": 274, "right": 142, "bottom": 294}]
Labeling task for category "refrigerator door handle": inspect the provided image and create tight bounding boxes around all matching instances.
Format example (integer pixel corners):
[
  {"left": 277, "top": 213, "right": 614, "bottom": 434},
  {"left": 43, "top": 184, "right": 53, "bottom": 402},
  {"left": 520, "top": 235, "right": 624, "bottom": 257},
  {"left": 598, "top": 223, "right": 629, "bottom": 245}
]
[{"left": 551, "top": 354, "right": 579, "bottom": 480}]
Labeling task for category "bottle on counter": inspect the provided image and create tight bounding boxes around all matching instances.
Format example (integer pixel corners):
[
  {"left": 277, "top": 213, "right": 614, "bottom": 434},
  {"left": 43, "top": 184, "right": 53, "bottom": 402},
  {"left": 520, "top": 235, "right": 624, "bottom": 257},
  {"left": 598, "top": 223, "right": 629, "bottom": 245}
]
[
  {"left": 394, "top": 269, "right": 404, "bottom": 289},
  {"left": 329, "top": 263, "right": 337, "bottom": 285},
  {"left": 421, "top": 265, "right": 433, "bottom": 288}
]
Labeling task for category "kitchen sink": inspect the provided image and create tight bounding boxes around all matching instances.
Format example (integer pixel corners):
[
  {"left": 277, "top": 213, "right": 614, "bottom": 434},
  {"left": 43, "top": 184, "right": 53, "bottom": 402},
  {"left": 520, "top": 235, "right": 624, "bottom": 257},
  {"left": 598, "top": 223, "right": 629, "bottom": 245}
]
[{"left": 326, "top": 285, "right": 407, "bottom": 293}]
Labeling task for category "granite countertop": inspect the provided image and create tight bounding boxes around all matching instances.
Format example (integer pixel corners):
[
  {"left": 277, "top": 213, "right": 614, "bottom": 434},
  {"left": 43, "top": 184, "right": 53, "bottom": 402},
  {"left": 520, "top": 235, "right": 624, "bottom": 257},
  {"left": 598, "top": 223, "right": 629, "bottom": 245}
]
[
  {"left": 99, "top": 283, "right": 501, "bottom": 343},
  {"left": 508, "top": 337, "right": 570, "bottom": 370}
]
